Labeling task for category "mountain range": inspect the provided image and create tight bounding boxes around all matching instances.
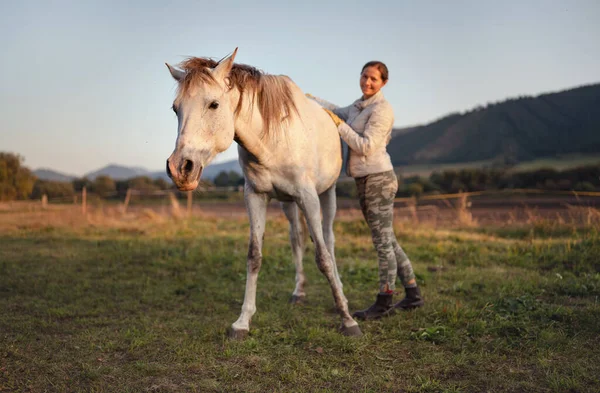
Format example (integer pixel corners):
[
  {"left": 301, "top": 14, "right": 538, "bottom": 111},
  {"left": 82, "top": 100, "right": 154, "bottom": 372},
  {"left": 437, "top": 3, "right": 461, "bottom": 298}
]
[
  {"left": 34, "top": 159, "right": 242, "bottom": 182},
  {"left": 388, "top": 83, "right": 600, "bottom": 165},
  {"left": 34, "top": 82, "right": 600, "bottom": 182}
]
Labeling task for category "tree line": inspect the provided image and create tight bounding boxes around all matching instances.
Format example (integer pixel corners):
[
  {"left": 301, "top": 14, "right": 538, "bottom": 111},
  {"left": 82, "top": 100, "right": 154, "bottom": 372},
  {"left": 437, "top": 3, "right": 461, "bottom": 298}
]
[
  {"left": 336, "top": 164, "right": 600, "bottom": 198},
  {"left": 1, "top": 152, "right": 599, "bottom": 202},
  {"left": 0, "top": 152, "right": 246, "bottom": 201}
]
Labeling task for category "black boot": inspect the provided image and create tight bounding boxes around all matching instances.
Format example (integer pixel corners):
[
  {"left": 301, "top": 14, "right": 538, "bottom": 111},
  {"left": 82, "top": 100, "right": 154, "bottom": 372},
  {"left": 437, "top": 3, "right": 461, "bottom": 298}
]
[
  {"left": 352, "top": 293, "right": 394, "bottom": 320},
  {"left": 394, "top": 286, "right": 424, "bottom": 310}
]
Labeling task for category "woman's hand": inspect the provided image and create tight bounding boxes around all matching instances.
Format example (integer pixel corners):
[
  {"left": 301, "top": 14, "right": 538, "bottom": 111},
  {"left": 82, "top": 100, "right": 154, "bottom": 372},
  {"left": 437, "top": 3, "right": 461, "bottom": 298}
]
[{"left": 323, "top": 108, "right": 343, "bottom": 127}]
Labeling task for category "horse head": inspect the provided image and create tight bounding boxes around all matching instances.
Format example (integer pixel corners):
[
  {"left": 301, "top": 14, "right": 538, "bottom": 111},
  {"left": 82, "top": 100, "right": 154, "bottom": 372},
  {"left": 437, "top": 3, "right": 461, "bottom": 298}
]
[{"left": 165, "top": 48, "right": 238, "bottom": 191}]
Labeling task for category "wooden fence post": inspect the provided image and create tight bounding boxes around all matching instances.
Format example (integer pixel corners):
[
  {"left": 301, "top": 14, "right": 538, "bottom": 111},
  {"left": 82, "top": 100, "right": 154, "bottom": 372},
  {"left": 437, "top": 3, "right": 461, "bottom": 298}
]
[
  {"left": 41, "top": 194, "right": 48, "bottom": 209},
  {"left": 82, "top": 187, "right": 87, "bottom": 214},
  {"left": 407, "top": 196, "right": 418, "bottom": 223},
  {"left": 123, "top": 189, "right": 132, "bottom": 213},
  {"left": 169, "top": 192, "right": 181, "bottom": 217},
  {"left": 187, "top": 191, "right": 193, "bottom": 217},
  {"left": 456, "top": 193, "right": 474, "bottom": 226}
]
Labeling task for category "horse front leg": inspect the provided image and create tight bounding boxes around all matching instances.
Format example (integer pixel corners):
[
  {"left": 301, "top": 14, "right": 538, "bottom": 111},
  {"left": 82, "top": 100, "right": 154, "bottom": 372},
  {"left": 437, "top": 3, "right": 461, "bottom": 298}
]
[
  {"left": 296, "top": 188, "right": 362, "bottom": 337},
  {"left": 281, "top": 202, "right": 307, "bottom": 304},
  {"left": 229, "top": 185, "right": 269, "bottom": 340}
]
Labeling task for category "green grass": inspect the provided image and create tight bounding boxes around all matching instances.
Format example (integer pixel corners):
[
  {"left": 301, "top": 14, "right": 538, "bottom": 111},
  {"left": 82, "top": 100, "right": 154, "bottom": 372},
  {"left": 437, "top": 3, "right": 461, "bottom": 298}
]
[
  {"left": 396, "top": 160, "right": 495, "bottom": 178},
  {"left": 510, "top": 154, "right": 600, "bottom": 172},
  {"left": 1, "top": 214, "right": 599, "bottom": 392}
]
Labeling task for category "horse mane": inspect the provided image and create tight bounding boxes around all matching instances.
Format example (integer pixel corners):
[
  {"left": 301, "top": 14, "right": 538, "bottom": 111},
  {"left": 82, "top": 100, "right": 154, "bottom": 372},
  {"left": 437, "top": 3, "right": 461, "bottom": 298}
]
[{"left": 176, "top": 57, "right": 299, "bottom": 138}]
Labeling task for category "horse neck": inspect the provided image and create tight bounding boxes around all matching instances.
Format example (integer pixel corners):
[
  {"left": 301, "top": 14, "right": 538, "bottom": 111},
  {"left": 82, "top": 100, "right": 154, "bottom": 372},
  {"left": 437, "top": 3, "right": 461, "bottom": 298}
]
[{"left": 231, "top": 89, "right": 274, "bottom": 165}]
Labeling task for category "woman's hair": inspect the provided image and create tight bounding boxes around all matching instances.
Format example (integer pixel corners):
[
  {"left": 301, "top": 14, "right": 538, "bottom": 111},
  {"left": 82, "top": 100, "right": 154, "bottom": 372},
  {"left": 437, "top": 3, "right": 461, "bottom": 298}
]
[{"left": 361, "top": 61, "right": 389, "bottom": 82}]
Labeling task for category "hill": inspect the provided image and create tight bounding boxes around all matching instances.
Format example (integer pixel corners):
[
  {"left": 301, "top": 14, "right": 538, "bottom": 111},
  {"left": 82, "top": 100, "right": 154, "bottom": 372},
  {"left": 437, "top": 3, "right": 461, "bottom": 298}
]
[
  {"left": 33, "top": 169, "right": 76, "bottom": 182},
  {"left": 34, "top": 159, "right": 242, "bottom": 183},
  {"left": 85, "top": 165, "right": 151, "bottom": 180},
  {"left": 388, "top": 83, "right": 600, "bottom": 165}
]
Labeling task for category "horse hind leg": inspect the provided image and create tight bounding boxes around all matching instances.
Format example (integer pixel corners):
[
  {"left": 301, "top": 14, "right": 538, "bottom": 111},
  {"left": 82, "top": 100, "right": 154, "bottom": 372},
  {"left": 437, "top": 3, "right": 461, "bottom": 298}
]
[
  {"left": 229, "top": 186, "right": 269, "bottom": 340},
  {"left": 282, "top": 201, "right": 307, "bottom": 304},
  {"left": 319, "top": 185, "right": 344, "bottom": 295},
  {"left": 296, "top": 188, "right": 362, "bottom": 337}
]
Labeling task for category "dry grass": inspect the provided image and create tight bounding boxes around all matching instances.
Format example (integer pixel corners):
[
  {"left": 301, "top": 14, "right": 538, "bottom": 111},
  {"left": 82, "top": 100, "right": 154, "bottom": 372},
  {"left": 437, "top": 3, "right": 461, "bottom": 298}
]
[{"left": 4, "top": 193, "right": 600, "bottom": 235}]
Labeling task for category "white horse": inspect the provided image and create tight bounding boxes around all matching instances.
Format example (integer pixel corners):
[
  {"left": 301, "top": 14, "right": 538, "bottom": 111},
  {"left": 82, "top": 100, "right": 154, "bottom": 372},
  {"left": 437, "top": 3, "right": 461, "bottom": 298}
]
[{"left": 165, "top": 48, "right": 362, "bottom": 338}]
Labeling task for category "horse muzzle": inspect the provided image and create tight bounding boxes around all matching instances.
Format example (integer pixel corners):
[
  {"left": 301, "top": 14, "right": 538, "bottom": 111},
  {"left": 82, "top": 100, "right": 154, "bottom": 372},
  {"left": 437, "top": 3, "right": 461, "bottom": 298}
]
[{"left": 166, "top": 156, "right": 203, "bottom": 191}]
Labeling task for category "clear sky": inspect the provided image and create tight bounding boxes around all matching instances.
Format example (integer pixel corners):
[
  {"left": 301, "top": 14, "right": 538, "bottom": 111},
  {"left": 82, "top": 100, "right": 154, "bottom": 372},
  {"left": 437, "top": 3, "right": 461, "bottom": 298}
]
[{"left": 1, "top": 0, "right": 598, "bottom": 176}]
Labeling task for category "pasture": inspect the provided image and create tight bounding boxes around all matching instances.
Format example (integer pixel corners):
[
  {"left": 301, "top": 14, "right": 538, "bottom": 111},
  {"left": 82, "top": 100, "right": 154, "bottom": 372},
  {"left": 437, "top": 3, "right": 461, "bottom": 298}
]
[{"left": 1, "top": 202, "right": 599, "bottom": 392}]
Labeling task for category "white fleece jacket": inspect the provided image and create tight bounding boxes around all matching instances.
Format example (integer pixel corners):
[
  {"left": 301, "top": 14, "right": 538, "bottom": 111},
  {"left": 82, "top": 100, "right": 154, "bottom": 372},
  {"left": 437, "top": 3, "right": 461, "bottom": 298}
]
[{"left": 333, "top": 90, "right": 395, "bottom": 178}]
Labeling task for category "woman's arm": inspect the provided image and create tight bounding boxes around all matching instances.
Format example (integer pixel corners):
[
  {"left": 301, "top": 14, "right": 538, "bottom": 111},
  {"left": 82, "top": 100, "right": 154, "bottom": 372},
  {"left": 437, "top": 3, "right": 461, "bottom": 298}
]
[
  {"left": 332, "top": 105, "right": 352, "bottom": 122},
  {"left": 337, "top": 105, "right": 394, "bottom": 156},
  {"left": 305, "top": 93, "right": 353, "bottom": 122},
  {"left": 305, "top": 94, "right": 339, "bottom": 110}
]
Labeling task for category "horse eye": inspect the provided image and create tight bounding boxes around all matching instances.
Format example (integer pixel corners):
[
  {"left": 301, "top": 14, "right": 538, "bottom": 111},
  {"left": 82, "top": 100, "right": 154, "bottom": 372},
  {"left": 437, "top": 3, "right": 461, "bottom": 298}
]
[{"left": 209, "top": 101, "right": 219, "bottom": 110}]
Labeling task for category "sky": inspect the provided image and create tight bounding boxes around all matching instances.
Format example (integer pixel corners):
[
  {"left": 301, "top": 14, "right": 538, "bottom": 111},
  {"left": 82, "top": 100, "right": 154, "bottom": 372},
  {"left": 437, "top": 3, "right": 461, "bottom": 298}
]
[{"left": 1, "top": 0, "right": 599, "bottom": 176}]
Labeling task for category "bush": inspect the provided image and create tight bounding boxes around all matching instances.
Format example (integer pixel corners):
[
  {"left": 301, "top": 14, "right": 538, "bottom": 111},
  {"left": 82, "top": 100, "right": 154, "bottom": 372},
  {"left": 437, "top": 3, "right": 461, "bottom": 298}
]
[
  {"left": 31, "top": 180, "right": 75, "bottom": 200},
  {"left": 336, "top": 181, "right": 357, "bottom": 198},
  {"left": 91, "top": 175, "right": 116, "bottom": 198},
  {"left": 0, "top": 152, "right": 36, "bottom": 201},
  {"left": 574, "top": 182, "right": 596, "bottom": 192},
  {"left": 214, "top": 171, "right": 243, "bottom": 187},
  {"left": 407, "top": 183, "right": 424, "bottom": 196},
  {"left": 72, "top": 177, "right": 92, "bottom": 192},
  {"left": 127, "top": 176, "right": 159, "bottom": 191}
]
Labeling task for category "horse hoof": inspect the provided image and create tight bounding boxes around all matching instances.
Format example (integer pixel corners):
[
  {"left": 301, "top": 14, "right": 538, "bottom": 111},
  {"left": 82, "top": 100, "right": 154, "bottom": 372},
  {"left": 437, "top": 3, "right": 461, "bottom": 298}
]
[
  {"left": 340, "top": 324, "right": 363, "bottom": 337},
  {"left": 227, "top": 327, "right": 249, "bottom": 340},
  {"left": 289, "top": 295, "right": 306, "bottom": 305}
]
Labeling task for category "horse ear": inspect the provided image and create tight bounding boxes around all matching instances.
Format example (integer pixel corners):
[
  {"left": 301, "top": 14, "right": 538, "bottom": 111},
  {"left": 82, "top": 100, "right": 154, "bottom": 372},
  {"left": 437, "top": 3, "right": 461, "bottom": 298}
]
[
  {"left": 166, "top": 63, "right": 185, "bottom": 81},
  {"left": 213, "top": 47, "right": 238, "bottom": 81}
]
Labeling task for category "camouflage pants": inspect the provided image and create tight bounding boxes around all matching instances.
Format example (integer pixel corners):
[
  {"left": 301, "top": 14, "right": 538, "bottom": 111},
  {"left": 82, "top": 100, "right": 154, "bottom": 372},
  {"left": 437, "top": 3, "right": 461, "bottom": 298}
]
[{"left": 356, "top": 170, "right": 416, "bottom": 292}]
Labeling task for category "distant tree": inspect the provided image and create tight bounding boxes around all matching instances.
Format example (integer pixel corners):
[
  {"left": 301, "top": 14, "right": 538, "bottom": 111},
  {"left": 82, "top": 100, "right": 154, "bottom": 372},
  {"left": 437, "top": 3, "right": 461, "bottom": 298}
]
[
  {"left": 429, "top": 171, "right": 444, "bottom": 191},
  {"left": 92, "top": 175, "right": 116, "bottom": 197},
  {"left": 574, "top": 182, "right": 596, "bottom": 191},
  {"left": 544, "top": 179, "right": 558, "bottom": 190},
  {"left": 407, "top": 183, "right": 424, "bottom": 196},
  {"left": 556, "top": 179, "right": 572, "bottom": 191},
  {"left": 335, "top": 181, "right": 357, "bottom": 198},
  {"left": 31, "top": 180, "right": 75, "bottom": 200},
  {"left": 449, "top": 179, "right": 467, "bottom": 193},
  {"left": 127, "top": 176, "right": 158, "bottom": 191},
  {"left": 115, "top": 179, "right": 129, "bottom": 198},
  {"left": 213, "top": 170, "right": 242, "bottom": 187},
  {"left": 228, "top": 171, "right": 243, "bottom": 186},
  {"left": 153, "top": 178, "right": 170, "bottom": 190},
  {"left": 72, "top": 177, "right": 92, "bottom": 192},
  {"left": 213, "top": 171, "right": 229, "bottom": 187},
  {"left": 0, "top": 152, "right": 36, "bottom": 201}
]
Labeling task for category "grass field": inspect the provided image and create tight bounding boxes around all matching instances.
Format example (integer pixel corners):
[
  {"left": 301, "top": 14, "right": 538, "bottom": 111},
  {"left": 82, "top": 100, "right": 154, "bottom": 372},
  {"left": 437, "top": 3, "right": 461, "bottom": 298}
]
[{"left": 1, "top": 206, "right": 599, "bottom": 392}]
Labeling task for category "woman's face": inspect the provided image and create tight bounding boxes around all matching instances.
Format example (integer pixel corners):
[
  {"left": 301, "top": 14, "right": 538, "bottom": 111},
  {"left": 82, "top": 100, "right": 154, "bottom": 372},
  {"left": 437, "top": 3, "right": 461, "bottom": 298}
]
[{"left": 360, "top": 66, "right": 387, "bottom": 99}]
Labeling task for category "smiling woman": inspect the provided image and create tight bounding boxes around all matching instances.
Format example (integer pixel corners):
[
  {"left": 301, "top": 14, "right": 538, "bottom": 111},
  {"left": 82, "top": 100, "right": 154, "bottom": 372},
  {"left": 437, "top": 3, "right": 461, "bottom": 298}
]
[
  {"left": 331, "top": 60, "right": 424, "bottom": 320},
  {"left": 359, "top": 61, "right": 389, "bottom": 99}
]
